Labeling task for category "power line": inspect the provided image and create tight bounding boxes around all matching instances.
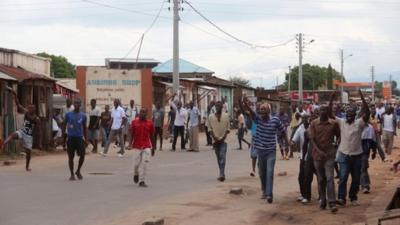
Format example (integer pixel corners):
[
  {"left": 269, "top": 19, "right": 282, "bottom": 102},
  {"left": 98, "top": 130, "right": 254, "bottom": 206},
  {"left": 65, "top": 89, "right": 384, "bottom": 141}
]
[
  {"left": 81, "top": 0, "right": 170, "bottom": 19},
  {"left": 120, "top": 0, "right": 167, "bottom": 59},
  {"left": 183, "top": 0, "right": 295, "bottom": 49}
]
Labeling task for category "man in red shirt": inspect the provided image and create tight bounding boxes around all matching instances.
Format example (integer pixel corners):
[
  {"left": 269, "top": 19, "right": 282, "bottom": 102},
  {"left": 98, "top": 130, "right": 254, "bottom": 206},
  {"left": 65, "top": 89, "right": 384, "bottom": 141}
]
[{"left": 131, "top": 108, "right": 155, "bottom": 187}]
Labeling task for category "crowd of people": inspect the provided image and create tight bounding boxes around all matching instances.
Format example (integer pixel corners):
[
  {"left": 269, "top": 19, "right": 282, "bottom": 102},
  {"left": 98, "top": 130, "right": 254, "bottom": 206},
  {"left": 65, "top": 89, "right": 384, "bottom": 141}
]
[{"left": 1, "top": 87, "right": 400, "bottom": 213}]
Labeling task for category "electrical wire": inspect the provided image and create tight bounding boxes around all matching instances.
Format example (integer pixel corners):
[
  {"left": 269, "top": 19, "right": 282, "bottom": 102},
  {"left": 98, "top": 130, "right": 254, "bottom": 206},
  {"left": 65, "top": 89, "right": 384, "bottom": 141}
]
[
  {"left": 120, "top": 0, "right": 167, "bottom": 59},
  {"left": 81, "top": 0, "right": 170, "bottom": 19},
  {"left": 183, "top": 0, "right": 295, "bottom": 49}
]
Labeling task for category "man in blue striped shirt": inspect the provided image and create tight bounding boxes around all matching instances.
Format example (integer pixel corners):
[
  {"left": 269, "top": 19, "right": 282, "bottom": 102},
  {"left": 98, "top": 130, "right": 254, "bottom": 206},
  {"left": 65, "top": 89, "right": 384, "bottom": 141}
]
[{"left": 241, "top": 98, "right": 287, "bottom": 203}]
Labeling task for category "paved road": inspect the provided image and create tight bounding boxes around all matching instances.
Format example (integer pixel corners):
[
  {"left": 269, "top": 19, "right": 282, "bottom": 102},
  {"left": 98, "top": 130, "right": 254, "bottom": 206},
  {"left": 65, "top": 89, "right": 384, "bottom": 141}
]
[{"left": 0, "top": 133, "right": 299, "bottom": 225}]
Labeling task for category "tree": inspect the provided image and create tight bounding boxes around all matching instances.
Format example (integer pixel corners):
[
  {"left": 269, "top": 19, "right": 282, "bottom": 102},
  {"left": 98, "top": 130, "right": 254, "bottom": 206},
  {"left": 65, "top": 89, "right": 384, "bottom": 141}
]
[
  {"left": 36, "top": 52, "right": 76, "bottom": 78},
  {"left": 391, "top": 80, "right": 397, "bottom": 90},
  {"left": 229, "top": 76, "right": 251, "bottom": 87},
  {"left": 283, "top": 64, "right": 342, "bottom": 91}
]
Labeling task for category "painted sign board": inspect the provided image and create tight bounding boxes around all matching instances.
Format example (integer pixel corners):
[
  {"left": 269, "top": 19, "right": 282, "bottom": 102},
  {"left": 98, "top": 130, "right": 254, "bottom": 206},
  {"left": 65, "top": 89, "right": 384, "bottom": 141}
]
[{"left": 85, "top": 67, "right": 142, "bottom": 111}]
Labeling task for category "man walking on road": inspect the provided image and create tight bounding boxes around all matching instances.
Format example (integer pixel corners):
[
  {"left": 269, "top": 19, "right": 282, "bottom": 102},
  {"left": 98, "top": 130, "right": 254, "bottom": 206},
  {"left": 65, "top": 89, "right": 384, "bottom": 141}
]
[
  {"left": 100, "top": 105, "right": 111, "bottom": 147},
  {"left": 237, "top": 110, "right": 251, "bottom": 150},
  {"left": 208, "top": 101, "right": 230, "bottom": 182},
  {"left": 152, "top": 102, "right": 165, "bottom": 151},
  {"left": 102, "top": 99, "right": 127, "bottom": 157},
  {"left": 63, "top": 99, "right": 87, "bottom": 181},
  {"left": 292, "top": 113, "right": 315, "bottom": 204},
  {"left": 125, "top": 100, "right": 138, "bottom": 150},
  {"left": 131, "top": 108, "right": 155, "bottom": 188},
  {"left": 204, "top": 101, "right": 216, "bottom": 146},
  {"left": 337, "top": 90, "right": 370, "bottom": 206},
  {"left": 88, "top": 99, "right": 101, "bottom": 153},
  {"left": 309, "top": 93, "right": 340, "bottom": 213},
  {"left": 241, "top": 98, "right": 286, "bottom": 204},
  {"left": 187, "top": 101, "right": 200, "bottom": 152},
  {"left": 381, "top": 106, "right": 396, "bottom": 155},
  {"left": 169, "top": 94, "right": 187, "bottom": 151}
]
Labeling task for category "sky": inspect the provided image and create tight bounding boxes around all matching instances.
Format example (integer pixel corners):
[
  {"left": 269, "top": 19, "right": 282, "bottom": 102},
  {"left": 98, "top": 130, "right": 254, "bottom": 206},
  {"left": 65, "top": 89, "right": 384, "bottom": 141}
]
[{"left": 0, "top": 0, "right": 399, "bottom": 88}]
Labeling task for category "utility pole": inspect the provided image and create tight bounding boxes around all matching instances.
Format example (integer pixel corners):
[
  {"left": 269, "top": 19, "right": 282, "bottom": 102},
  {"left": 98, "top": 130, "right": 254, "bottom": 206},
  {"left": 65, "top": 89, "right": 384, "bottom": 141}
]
[
  {"left": 172, "top": 0, "right": 180, "bottom": 97},
  {"left": 371, "top": 66, "right": 375, "bottom": 102},
  {"left": 297, "top": 33, "right": 303, "bottom": 104},
  {"left": 340, "top": 49, "right": 344, "bottom": 103},
  {"left": 288, "top": 66, "right": 291, "bottom": 97},
  {"left": 390, "top": 74, "right": 393, "bottom": 98}
]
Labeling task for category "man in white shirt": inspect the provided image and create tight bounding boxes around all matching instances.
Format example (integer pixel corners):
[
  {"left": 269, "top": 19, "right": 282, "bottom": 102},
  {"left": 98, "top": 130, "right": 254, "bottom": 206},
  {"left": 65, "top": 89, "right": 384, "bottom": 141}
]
[
  {"left": 187, "top": 101, "right": 200, "bottom": 152},
  {"left": 124, "top": 99, "right": 138, "bottom": 150},
  {"left": 381, "top": 106, "right": 396, "bottom": 155},
  {"left": 169, "top": 94, "right": 187, "bottom": 151},
  {"left": 88, "top": 99, "right": 101, "bottom": 153},
  {"left": 336, "top": 90, "right": 370, "bottom": 206},
  {"left": 102, "top": 99, "right": 127, "bottom": 157},
  {"left": 376, "top": 103, "right": 385, "bottom": 120}
]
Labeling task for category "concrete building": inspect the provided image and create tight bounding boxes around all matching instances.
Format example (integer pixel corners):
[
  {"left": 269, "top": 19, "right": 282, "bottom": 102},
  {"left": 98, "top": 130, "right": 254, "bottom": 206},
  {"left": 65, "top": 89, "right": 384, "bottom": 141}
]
[
  {"left": 153, "top": 59, "right": 234, "bottom": 117},
  {"left": 0, "top": 47, "right": 51, "bottom": 77},
  {"left": 76, "top": 58, "right": 157, "bottom": 116},
  {"left": 0, "top": 47, "right": 55, "bottom": 150}
]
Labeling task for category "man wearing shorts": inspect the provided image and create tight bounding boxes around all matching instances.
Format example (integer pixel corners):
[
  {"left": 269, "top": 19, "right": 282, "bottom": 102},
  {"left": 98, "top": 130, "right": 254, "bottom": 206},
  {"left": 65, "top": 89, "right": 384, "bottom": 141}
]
[
  {"left": 63, "top": 99, "right": 87, "bottom": 181},
  {"left": 0, "top": 87, "right": 40, "bottom": 171}
]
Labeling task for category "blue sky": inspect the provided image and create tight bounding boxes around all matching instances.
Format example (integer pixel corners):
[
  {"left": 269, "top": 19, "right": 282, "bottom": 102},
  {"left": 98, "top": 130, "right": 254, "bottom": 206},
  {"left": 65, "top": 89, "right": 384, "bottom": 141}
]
[{"left": 0, "top": 0, "right": 399, "bottom": 88}]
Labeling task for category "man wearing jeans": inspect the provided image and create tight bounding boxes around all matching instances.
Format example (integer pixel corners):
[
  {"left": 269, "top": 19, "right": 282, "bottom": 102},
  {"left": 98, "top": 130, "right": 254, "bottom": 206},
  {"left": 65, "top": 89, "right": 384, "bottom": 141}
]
[
  {"left": 309, "top": 94, "right": 340, "bottom": 213},
  {"left": 240, "top": 98, "right": 286, "bottom": 204},
  {"left": 337, "top": 90, "right": 370, "bottom": 206},
  {"left": 101, "top": 99, "right": 127, "bottom": 157},
  {"left": 208, "top": 101, "right": 230, "bottom": 182},
  {"left": 169, "top": 94, "right": 187, "bottom": 151},
  {"left": 131, "top": 108, "right": 155, "bottom": 187}
]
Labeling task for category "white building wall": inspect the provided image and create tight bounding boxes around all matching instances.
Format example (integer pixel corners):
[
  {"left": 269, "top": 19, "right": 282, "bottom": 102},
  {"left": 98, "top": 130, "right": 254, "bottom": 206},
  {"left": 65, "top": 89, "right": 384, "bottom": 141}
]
[{"left": 0, "top": 50, "right": 51, "bottom": 76}]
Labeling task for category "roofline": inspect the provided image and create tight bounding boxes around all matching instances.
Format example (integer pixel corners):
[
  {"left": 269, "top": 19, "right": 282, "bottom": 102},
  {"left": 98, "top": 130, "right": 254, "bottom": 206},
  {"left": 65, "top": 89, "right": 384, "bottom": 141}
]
[
  {"left": 0, "top": 47, "right": 51, "bottom": 62},
  {"left": 197, "top": 80, "right": 235, "bottom": 88}
]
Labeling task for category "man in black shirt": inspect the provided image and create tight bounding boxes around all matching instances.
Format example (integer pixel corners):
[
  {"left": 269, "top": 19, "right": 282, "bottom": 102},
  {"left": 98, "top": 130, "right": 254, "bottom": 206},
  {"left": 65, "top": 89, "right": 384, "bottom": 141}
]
[{"left": 0, "top": 87, "right": 40, "bottom": 171}]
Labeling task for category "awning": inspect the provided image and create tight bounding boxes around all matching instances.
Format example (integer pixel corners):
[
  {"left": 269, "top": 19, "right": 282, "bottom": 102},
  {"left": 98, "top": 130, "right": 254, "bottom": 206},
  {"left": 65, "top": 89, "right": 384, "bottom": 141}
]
[
  {"left": 0, "top": 71, "right": 17, "bottom": 81},
  {"left": 198, "top": 85, "right": 216, "bottom": 91},
  {"left": 157, "top": 81, "right": 184, "bottom": 88}
]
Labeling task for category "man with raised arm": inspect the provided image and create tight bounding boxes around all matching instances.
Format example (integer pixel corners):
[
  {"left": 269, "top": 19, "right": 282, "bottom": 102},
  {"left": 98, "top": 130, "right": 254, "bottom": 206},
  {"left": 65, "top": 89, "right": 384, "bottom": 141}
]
[
  {"left": 0, "top": 87, "right": 40, "bottom": 171},
  {"left": 336, "top": 90, "right": 370, "bottom": 206},
  {"left": 241, "top": 98, "right": 286, "bottom": 204}
]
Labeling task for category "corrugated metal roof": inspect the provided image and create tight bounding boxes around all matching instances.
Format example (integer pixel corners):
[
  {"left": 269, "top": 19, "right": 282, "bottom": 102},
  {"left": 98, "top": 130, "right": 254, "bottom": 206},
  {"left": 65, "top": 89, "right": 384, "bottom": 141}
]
[
  {"left": 55, "top": 80, "right": 79, "bottom": 93},
  {"left": 0, "top": 65, "right": 54, "bottom": 82},
  {"left": 202, "top": 76, "right": 235, "bottom": 88},
  {"left": 0, "top": 71, "right": 17, "bottom": 81},
  {"left": 155, "top": 80, "right": 184, "bottom": 88},
  {"left": 152, "top": 58, "right": 214, "bottom": 74},
  {"left": 198, "top": 85, "right": 216, "bottom": 91}
]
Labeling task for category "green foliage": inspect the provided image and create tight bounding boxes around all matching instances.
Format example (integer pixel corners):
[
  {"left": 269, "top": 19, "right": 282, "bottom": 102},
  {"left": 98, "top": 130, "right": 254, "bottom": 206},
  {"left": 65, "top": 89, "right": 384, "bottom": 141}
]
[
  {"left": 283, "top": 64, "right": 342, "bottom": 90},
  {"left": 375, "top": 80, "right": 400, "bottom": 96},
  {"left": 229, "top": 76, "right": 251, "bottom": 87},
  {"left": 36, "top": 52, "right": 75, "bottom": 78}
]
